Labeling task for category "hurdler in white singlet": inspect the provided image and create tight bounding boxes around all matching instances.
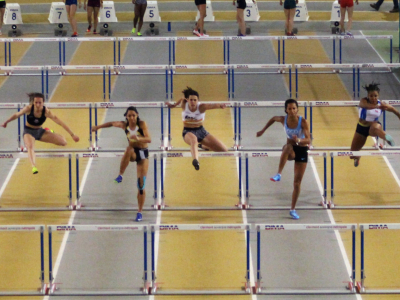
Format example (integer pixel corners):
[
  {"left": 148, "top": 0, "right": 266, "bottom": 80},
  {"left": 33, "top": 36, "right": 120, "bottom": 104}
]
[{"left": 182, "top": 102, "right": 205, "bottom": 127}]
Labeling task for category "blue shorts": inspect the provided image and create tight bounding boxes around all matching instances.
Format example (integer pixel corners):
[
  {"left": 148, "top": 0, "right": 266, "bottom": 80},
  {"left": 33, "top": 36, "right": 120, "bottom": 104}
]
[{"left": 65, "top": 0, "right": 78, "bottom": 6}]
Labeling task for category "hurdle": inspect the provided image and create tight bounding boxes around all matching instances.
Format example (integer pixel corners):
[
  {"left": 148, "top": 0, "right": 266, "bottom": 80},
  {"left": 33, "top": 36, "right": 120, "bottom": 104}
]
[
  {"left": 330, "top": 150, "right": 400, "bottom": 208},
  {"left": 0, "top": 153, "right": 73, "bottom": 211},
  {"left": 75, "top": 152, "right": 158, "bottom": 210},
  {"left": 46, "top": 65, "right": 107, "bottom": 100},
  {"left": 48, "top": 224, "right": 149, "bottom": 295},
  {"left": 0, "top": 103, "right": 21, "bottom": 151},
  {"left": 159, "top": 151, "right": 242, "bottom": 210},
  {"left": 255, "top": 223, "right": 357, "bottom": 294},
  {"left": 0, "top": 225, "right": 45, "bottom": 295},
  {"left": 243, "top": 151, "right": 328, "bottom": 209},
  {"left": 294, "top": 64, "right": 358, "bottom": 99},
  {"left": 93, "top": 102, "right": 166, "bottom": 149},
  {"left": 0, "top": 65, "right": 45, "bottom": 95},
  {"left": 359, "top": 223, "right": 400, "bottom": 293},
  {"left": 150, "top": 224, "right": 251, "bottom": 295}
]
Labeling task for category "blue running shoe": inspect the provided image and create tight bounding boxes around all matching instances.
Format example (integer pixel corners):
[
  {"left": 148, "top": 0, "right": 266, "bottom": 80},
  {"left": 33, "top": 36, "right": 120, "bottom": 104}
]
[
  {"left": 385, "top": 134, "right": 395, "bottom": 146},
  {"left": 270, "top": 173, "right": 281, "bottom": 182},
  {"left": 114, "top": 175, "right": 123, "bottom": 183},
  {"left": 354, "top": 158, "right": 360, "bottom": 167},
  {"left": 290, "top": 210, "right": 300, "bottom": 220},
  {"left": 135, "top": 212, "right": 143, "bottom": 222}
]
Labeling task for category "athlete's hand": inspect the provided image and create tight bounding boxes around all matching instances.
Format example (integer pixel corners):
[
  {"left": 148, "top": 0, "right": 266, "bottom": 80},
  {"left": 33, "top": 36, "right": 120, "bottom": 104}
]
[
  {"left": 1, "top": 122, "right": 7, "bottom": 128},
  {"left": 256, "top": 130, "right": 264, "bottom": 137},
  {"left": 129, "top": 134, "right": 139, "bottom": 141},
  {"left": 132, "top": 0, "right": 136, "bottom": 4},
  {"left": 219, "top": 103, "right": 226, "bottom": 109},
  {"left": 232, "top": 0, "right": 235, "bottom": 5},
  {"left": 72, "top": 135, "right": 80, "bottom": 142},
  {"left": 279, "top": 0, "right": 283, "bottom": 5},
  {"left": 166, "top": 102, "right": 176, "bottom": 108},
  {"left": 83, "top": 3, "right": 87, "bottom": 10},
  {"left": 91, "top": 125, "right": 98, "bottom": 132}
]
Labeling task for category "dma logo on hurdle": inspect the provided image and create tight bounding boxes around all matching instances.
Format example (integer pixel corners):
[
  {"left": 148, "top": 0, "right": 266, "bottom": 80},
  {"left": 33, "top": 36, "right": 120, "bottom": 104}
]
[
  {"left": 369, "top": 224, "right": 389, "bottom": 229},
  {"left": 160, "top": 225, "right": 179, "bottom": 230},
  {"left": 56, "top": 226, "right": 77, "bottom": 231},
  {"left": 264, "top": 225, "right": 285, "bottom": 230}
]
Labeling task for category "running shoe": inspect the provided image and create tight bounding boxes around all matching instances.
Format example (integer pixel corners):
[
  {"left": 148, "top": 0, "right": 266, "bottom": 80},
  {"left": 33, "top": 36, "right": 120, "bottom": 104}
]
[
  {"left": 44, "top": 128, "right": 54, "bottom": 133},
  {"left": 93, "top": 29, "right": 97, "bottom": 34},
  {"left": 385, "top": 134, "right": 395, "bottom": 146},
  {"left": 389, "top": 7, "right": 399, "bottom": 12},
  {"left": 192, "top": 159, "right": 200, "bottom": 171},
  {"left": 198, "top": 143, "right": 209, "bottom": 151},
  {"left": 114, "top": 175, "right": 123, "bottom": 183},
  {"left": 193, "top": 29, "right": 200, "bottom": 37},
  {"left": 370, "top": 3, "right": 379, "bottom": 10},
  {"left": 131, "top": 27, "right": 136, "bottom": 34},
  {"left": 71, "top": 32, "right": 78, "bottom": 37},
  {"left": 237, "top": 33, "right": 246, "bottom": 37},
  {"left": 32, "top": 167, "right": 38, "bottom": 174},
  {"left": 135, "top": 212, "right": 143, "bottom": 222},
  {"left": 290, "top": 210, "right": 300, "bottom": 220},
  {"left": 354, "top": 157, "right": 360, "bottom": 167},
  {"left": 346, "top": 31, "right": 353, "bottom": 36},
  {"left": 340, "top": 31, "right": 345, "bottom": 36},
  {"left": 270, "top": 173, "right": 281, "bottom": 182},
  {"left": 137, "top": 32, "right": 142, "bottom": 36},
  {"left": 86, "top": 25, "right": 92, "bottom": 32},
  {"left": 200, "top": 33, "right": 209, "bottom": 37}
]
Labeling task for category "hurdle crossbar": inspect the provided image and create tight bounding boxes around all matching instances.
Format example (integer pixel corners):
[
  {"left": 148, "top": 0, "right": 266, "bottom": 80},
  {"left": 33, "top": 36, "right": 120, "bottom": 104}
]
[
  {"left": 330, "top": 150, "right": 400, "bottom": 209},
  {"left": 359, "top": 223, "right": 400, "bottom": 294},
  {"left": 0, "top": 225, "right": 45, "bottom": 295},
  {"left": 47, "top": 224, "right": 148, "bottom": 295},
  {"left": 150, "top": 224, "right": 251, "bottom": 295},
  {"left": 243, "top": 151, "right": 327, "bottom": 209},
  {"left": 255, "top": 223, "right": 357, "bottom": 294}
]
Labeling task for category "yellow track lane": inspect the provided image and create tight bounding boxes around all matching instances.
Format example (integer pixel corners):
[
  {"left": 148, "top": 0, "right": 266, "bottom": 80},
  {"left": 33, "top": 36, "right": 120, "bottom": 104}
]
[
  {"left": 155, "top": 35, "right": 250, "bottom": 296},
  {"left": 21, "top": 11, "right": 399, "bottom": 23}
]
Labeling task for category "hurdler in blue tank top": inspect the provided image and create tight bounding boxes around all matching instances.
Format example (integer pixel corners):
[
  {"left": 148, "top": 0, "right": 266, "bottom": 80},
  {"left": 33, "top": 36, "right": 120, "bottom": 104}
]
[{"left": 284, "top": 115, "right": 305, "bottom": 140}]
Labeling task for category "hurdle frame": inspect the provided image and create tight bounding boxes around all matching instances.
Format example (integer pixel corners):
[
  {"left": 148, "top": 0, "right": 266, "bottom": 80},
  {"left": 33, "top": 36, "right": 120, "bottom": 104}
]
[
  {"left": 150, "top": 223, "right": 251, "bottom": 295},
  {"left": 75, "top": 152, "right": 158, "bottom": 210},
  {"left": 255, "top": 223, "right": 357, "bottom": 295},
  {"left": 0, "top": 103, "right": 21, "bottom": 150},
  {"left": 0, "top": 225, "right": 46, "bottom": 295},
  {"left": 0, "top": 65, "right": 45, "bottom": 95},
  {"left": 244, "top": 151, "right": 328, "bottom": 209},
  {"left": 48, "top": 224, "right": 149, "bottom": 295},
  {"left": 359, "top": 223, "right": 400, "bottom": 294}
]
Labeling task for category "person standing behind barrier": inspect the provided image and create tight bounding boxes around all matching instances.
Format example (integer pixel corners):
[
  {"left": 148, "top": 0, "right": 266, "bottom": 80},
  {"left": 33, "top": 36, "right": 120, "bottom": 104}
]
[
  {"left": 91, "top": 106, "right": 151, "bottom": 222},
  {"left": 233, "top": 0, "right": 255, "bottom": 36},
  {"left": 65, "top": 0, "right": 82, "bottom": 37},
  {"left": 193, "top": 0, "right": 209, "bottom": 37},
  {"left": 131, "top": 0, "right": 147, "bottom": 36},
  {"left": 1, "top": 93, "right": 80, "bottom": 174},
  {"left": 84, "top": 0, "right": 102, "bottom": 34},
  {"left": 256, "top": 99, "right": 310, "bottom": 219},
  {"left": 167, "top": 87, "right": 228, "bottom": 171},
  {"left": 350, "top": 82, "right": 400, "bottom": 167},
  {"left": 280, "top": 0, "right": 297, "bottom": 36},
  {"left": 0, "top": 0, "right": 5, "bottom": 36},
  {"left": 339, "top": 0, "right": 358, "bottom": 36},
  {"left": 370, "top": 0, "right": 398, "bottom": 12}
]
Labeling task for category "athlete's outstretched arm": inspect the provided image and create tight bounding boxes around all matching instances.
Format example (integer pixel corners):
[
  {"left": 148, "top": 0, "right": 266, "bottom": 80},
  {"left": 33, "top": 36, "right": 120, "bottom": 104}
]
[
  {"left": 91, "top": 121, "right": 125, "bottom": 132},
  {"left": 359, "top": 98, "right": 384, "bottom": 110},
  {"left": 1, "top": 105, "right": 30, "bottom": 128},
  {"left": 256, "top": 116, "right": 284, "bottom": 137},
  {"left": 128, "top": 120, "right": 152, "bottom": 144},
  {"left": 46, "top": 109, "right": 80, "bottom": 142},
  {"left": 199, "top": 103, "right": 226, "bottom": 111},
  {"left": 166, "top": 98, "right": 186, "bottom": 109},
  {"left": 382, "top": 103, "right": 400, "bottom": 120}
]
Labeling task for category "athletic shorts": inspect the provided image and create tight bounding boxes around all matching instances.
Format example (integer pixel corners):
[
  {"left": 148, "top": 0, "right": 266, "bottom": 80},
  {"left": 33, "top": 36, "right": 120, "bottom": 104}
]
[
  {"left": 135, "top": 0, "right": 147, "bottom": 5},
  {"left": 87, "top": 0, "right": 101, "bottom": 7},
  {"left": 0, "top": 1, "right": 6, "bottom": 9},
  {"left": 237, "top": 0, "right": 247, "bottom": 9},
  {"left": 355, "top": 121, "right": 381, "bottom": 137},
  {"left": 65, "top": 0, "right": 78, "bottom": 6},
  {"left": 23, "top": 126, "right": 46, "bottom": 141},
  {"left": 293, "top": 145, "right": 308, "bottom": 163},
  {"left": 284, "top": 0, "right": 296, "bottom": 9},
  {"left": 340, "top": 0, "right": 354, "bottom": 8},
  {"left": 195, "top": 0, "right": 206, "bottom": 6},
  {"left": 134, "top": 147, "right": 149, "bottom": 163},
  {"left": 182, "top": 126, "right": 209, "bottom": 142}
]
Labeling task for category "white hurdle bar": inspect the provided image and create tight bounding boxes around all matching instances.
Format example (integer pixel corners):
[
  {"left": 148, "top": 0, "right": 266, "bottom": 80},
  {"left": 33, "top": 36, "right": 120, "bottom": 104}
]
[
  {"left": 243, "top": 151, "right": 328, "bottom": 208},
  {"left": 0, "top": 103, "right": 21, "bottom": 150},
  {"left": 0, "top": 153, "right": 73, "bottom": 210},
  {"left": 150, "top": 224, "right": 251, "bottom": 295},
  {"left": 0, "top": 65, "right": 45, "bottom": 95},
  {"left": 255, "top": 223, "right": 357, "bottom": 294},
  {"left": 47, "top": 224, "right": 149, "bottom": 295},
  {"left": 330, "top": 150, "right": 400, "bottom": 208},
  {"left": 75, "top": 152, "right": 158, "bottom": 210},
  {"left": 0, "top": 225, "right": 45, "bottom": 295},
  {"left": 359, "top": 223, "right": 400, "bottom": 294}
]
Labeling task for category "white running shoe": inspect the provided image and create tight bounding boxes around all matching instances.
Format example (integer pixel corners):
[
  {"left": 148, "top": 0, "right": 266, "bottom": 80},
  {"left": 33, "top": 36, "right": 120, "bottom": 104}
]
[
  {"left": 192, "top": 29, "right": 200, "bottom": 37},
  {"left": 200, "top": 33, "right": 209, "bottom": 37}
]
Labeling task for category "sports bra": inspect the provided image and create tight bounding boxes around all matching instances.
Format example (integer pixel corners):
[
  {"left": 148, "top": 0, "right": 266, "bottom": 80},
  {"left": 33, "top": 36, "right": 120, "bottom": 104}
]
[{"left": 26, "top": 105, "right": 46, "bottom": 126}]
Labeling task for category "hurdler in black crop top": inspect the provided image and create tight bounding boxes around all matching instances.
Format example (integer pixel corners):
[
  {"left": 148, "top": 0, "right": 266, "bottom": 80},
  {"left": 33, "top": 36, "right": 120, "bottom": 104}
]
[{"left": 26, "top": 105, "right": 47, "bottom": 126}]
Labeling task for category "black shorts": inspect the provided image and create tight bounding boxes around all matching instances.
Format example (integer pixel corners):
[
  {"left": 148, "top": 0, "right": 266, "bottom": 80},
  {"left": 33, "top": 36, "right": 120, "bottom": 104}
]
[
  {"left": 195, "top": 0, "right": 206, "bottom": 5},
  {"left": 87, "top": 0, "right": 101, "bottom": 7},
  {"left": 182, "top": 126, "right": 209, "bottom": 142},
  {"left": 237, "top": 0, "right": 246, "bottom": 9},
  {"left": 134, "top": 147, "right": 149, "bottom": 163},
  {"left": 355, "top": 122, "right": 381, "bottom": 137},
  {"left": 23, "top": 126, "right": 46, "bottom": 141},
  {"left": 284, "top": 0, "right": 296, "bottom": 9},
  {"left": 293, "top": 145, "right": 308, "bottom": 163},
  {"left": 0, "top": 1, "right": 6, "bottom": 9}
]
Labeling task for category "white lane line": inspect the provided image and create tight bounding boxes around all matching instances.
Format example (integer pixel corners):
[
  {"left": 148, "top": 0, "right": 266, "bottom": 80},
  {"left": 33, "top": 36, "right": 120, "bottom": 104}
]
[
  {"left": 42, "top": 157, "right": 93, "bottom": 300},
  {"left": 310, "top": 157, "right": 362, "bottom": 299},
  {"left": 0, "top": 159, "right": 19, "bottom": 199}
]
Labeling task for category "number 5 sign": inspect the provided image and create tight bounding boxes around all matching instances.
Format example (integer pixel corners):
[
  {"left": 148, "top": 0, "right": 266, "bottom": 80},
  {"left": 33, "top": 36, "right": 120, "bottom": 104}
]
[
  {"left": 4, "top": 3, "right": 23, "bottom": 25},
  {"left": 99, "top": 1, "right": 118, "bottom": 23},
  {"left": 144, "top": 1, "right": 161, "bottom": 22}
]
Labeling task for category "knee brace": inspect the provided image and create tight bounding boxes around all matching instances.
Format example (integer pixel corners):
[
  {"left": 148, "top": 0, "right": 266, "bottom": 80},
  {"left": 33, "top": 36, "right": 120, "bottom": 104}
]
[{"left": 137, "top": 176, "right": 146, "bottom": 195}]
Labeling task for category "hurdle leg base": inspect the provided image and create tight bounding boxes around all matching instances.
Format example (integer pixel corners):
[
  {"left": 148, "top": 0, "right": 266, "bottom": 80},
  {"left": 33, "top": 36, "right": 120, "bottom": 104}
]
[
  {"left": 328, "top": 201, "right": 335, "bottom": 209},
  {"left": 356, "top": 282, "right": 364, "bottom": 293},
  {"left": 54, "top": 29, "right": 67, "bottom": 36},
  {"left": 346, "top": 281, "right": 356, "bottom": 293},
  {"left": 8, "top": 29, "right": 22, "bottom": 37}
]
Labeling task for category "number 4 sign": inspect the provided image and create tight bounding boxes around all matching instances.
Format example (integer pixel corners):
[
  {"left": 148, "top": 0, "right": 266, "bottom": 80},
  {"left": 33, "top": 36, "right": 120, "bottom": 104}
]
[{"left": 4, "top": 3, "right": 23, "bottom": 25}]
